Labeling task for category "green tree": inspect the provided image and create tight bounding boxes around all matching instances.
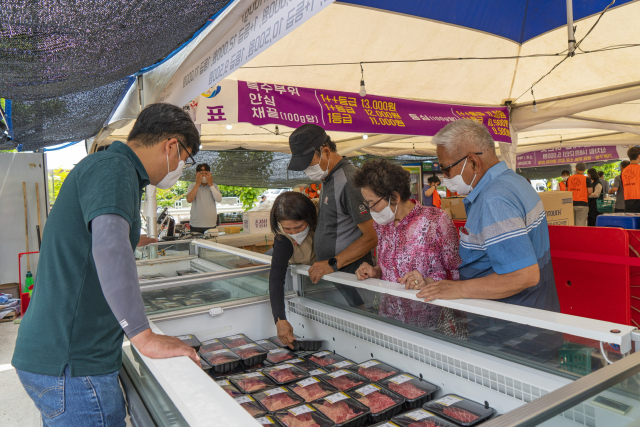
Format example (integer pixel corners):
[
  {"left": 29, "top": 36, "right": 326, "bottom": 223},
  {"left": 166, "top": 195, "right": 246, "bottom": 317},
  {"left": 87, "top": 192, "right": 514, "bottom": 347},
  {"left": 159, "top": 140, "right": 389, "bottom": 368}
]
[
  {"left": 592, "top": 162, "right": 621, "bottom": 181},
  {"left": 156, "top": 181, "right": 190, "bottom": 207},
  {"left": 49, "top": 168, "right": 70, "bottom": 205},
  {"left": 218, "top": 185, "right": 266, "bottom": 210}
]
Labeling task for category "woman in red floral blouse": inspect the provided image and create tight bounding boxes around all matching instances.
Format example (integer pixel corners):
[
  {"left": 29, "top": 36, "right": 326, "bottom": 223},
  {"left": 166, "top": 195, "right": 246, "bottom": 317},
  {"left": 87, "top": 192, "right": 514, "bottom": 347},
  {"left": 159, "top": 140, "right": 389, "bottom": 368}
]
[{"left": 353, "top": 159, "right": 461, "bottom": 328}]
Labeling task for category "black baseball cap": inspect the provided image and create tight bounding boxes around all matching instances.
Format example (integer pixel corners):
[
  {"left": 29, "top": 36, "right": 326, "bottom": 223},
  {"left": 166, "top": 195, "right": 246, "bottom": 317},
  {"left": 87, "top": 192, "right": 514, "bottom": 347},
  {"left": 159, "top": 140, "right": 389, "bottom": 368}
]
[{"left": 288, "top": 124, "right": 329, "bottom": 171}]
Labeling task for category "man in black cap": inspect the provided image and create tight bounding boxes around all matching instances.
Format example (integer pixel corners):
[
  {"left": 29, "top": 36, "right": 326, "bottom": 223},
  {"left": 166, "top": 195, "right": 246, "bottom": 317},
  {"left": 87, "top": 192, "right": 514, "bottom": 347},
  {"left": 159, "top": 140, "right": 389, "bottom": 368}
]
[{"left": 288, "top": 124, "right": 378, "bottom": 298}]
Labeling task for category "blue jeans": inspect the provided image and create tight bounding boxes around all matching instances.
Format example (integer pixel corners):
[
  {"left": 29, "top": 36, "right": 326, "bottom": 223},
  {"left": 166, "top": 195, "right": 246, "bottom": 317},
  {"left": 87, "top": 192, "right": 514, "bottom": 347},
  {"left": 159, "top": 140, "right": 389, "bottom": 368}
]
[{"left": 16, "top": 365, "right": 126, "bottom": 427}]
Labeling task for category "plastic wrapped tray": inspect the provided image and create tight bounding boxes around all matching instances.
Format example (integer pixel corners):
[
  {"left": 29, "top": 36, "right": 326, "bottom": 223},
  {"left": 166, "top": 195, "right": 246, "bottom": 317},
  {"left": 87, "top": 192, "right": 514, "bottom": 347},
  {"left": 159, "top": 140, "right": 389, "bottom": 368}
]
[
  {"left": 174, "top": 334, "right": 201, "bottom": 351},
  {"left": 306, "top": 351, "right": 349, "bottom": 367},
  {"left": 293, "top": 338, "right": 324, "bottom": 352},
  {"left": 215, "top": 379, "right": 243, "bottom": 397},
  {"left": 253, "top": 386, "right": 305, "bottom": 412},
  {"left": 255, "top": 415, "right": 285, "bottom": 426},
  {"left": 349, "top": 360, "right": 401, "bottom": 382},
  {"left": 311, "top": 392, "right": 370, "bottom": 427},
  {"left": 267, "top": 348, "right": 297, "bottom": 364},
  {"left": 200, "top": 349, "right": 242, "bottom": 373},
  {"left": 256, "top": 339, "right": 283, "bottom": 351},
  {"left": 308, "top": 368, "right": 328, "bottom": 376},
  {"left": 263, "top": 364, "right": 310, "bottom": 385},
  {"left": 349, "top": 383, "right": 405, "bottom": 423},
  {"left": 368, "top": 422, "right": 402, "bottom": 427},
  {"left": 229, "top": 372, "right": 276, "bottom": 393},
  {"left": 234, "top": 394, "right": 268, "bottom": 417},
  {"left": 274, "top": 404, "right": 336, "bottom": 427},
  {"left": 199, "top": 338, "right": 227, "bottom": 353},
  {"left": 422, "top": 394, "right": 496, "bottom": 426},
  {"left": 391, "top": 409, "right": 459, "bottom": 427},
  {"left": 290, "top": 377, "right": 339, "bottom": 403},
  {"left": 325, "top": 360, "right": 357, "bottom": 372},
  {"left": 284, "top": 358, "right": 321, "bottom": 372},
  {"left": 209, "top": 364, "right": 244, "bottom": 380},
  {"left": 379, "top": 374, "right": 439, "bottom": 409},
  {"left": 194, "top": 288, "right": 232, "bottom": 302},
  {"left": 319, "top": 370, "right": 369, "bottom": 392},
  {"left": 231, "top": 343, "right": 269, "bottom": 366},
  {"left": 220, "top": 334, "right": 254, "bottom": 348},
  {"left": 199, "top": 357, "right": 212, "bottom": 374}
]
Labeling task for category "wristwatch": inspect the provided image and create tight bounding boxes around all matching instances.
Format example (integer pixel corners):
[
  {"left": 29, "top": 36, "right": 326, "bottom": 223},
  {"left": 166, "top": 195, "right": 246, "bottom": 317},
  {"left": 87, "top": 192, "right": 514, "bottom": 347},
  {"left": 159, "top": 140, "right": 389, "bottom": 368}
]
[{"left": 328, "top": 257, "right": 339, "bottom": 272}]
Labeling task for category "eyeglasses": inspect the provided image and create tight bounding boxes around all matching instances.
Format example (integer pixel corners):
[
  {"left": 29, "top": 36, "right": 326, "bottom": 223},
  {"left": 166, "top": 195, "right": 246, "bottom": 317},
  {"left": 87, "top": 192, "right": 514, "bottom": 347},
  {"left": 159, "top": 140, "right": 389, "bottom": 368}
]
[
  {"left": 441, "top": 152, "right": 483, "bottom": 177},
  {"left": 177, "top": 139, "right": 197, "bottom": 167},
  {"left": 363, "top": 196, "right": 385, "bottom": 210}
]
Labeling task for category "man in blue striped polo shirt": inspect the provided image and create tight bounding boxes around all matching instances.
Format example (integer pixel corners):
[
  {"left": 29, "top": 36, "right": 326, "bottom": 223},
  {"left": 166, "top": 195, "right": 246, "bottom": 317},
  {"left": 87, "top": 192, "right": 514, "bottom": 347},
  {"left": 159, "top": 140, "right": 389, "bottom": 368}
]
[{"left": 416, "top": 119, "right": 560, "bottom": 312}]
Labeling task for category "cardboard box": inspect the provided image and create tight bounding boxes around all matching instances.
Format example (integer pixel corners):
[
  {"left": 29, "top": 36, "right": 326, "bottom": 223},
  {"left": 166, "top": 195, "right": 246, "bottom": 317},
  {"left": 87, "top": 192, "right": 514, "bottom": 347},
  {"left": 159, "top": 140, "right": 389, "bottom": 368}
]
[
  {"left": 0, "top": 282, "right": 20, "bottom": 300},
  {"left": 440, "top": 197, "right": 467, "bottom": 219},
  {"left": 538, "top": 191, "right": 574, "bottom": 226},
  {"left": 243, "top": 211, "right": 271, "bottom": 234}
]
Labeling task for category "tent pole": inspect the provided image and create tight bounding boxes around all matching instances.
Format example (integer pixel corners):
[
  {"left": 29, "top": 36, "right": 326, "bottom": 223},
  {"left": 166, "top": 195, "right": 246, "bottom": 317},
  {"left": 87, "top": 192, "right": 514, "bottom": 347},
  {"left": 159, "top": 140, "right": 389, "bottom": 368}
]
[
  {"left": 566, "top": 0, "right": 576, "bottom": 56},
  {"left": 139, "top": 74, "right": 158, "bottom": 259}
]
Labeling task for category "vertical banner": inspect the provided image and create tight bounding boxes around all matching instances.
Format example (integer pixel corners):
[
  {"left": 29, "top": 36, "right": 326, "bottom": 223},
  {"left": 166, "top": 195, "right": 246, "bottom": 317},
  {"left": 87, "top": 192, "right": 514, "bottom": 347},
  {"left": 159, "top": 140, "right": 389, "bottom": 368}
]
[{"left": 161, "top": 0, "right": 335, "bottom": 108}]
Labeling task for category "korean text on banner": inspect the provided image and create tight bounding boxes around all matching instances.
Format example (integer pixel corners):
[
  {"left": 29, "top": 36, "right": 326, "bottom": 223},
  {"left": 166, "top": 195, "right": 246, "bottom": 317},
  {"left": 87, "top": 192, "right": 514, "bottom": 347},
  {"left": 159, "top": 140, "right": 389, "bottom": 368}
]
[
  {"left": 162, "top": 0, "right": 335, "bottom": 107},
  {"left": 516, "top": 146, "right": 620, "bottom": 168}
]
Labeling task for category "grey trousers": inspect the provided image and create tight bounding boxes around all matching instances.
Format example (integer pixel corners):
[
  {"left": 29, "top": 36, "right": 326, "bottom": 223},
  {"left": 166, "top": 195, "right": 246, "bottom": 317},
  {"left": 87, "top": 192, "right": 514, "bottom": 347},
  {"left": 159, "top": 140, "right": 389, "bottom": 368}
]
[{"left": 573, "top": 206, "right": 589, "bottom": 227}]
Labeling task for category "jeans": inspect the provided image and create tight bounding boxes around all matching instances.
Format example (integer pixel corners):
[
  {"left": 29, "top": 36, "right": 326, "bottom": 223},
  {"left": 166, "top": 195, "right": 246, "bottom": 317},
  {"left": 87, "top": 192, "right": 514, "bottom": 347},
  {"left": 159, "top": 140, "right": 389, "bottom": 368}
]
[{"left": 16, "top": 365, "right": 126, "bottom": 427}]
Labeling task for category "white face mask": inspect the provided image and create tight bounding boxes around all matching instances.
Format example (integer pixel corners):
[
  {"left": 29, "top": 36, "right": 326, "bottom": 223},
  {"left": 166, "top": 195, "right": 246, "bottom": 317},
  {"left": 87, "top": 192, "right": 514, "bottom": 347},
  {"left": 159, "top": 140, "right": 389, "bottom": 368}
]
[
  {"left": 304, "top": 152, "right": 330, "bottom": 181},
  {"left": 201, "top": 175, "right": 208, "bottom": 184},
  {"left": 370, "top": 197, "right": 398, "bottom": 225},
  {"left": 442, "top": 157, "right": 477, "bottom": 196},
  {"left": 286, "top": 225, "right": 310, "bottom": 245},
  {"left": 157, "top": 144, "right": 185, "bottom": 189}
]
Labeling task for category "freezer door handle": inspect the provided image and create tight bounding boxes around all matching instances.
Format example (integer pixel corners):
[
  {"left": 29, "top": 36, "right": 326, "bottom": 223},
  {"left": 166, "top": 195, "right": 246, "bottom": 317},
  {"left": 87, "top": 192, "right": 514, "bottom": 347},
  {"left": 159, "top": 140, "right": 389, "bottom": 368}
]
[{"left": 209, "top": 307, "right": 224, "bottom": 317}]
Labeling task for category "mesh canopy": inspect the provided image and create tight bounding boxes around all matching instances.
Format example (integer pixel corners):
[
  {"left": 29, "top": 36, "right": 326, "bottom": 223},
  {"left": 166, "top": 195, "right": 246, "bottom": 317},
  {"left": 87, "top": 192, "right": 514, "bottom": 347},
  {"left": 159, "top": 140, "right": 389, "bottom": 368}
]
[{"left": 183, "top": 149, "right": 436, "bottom": 187}]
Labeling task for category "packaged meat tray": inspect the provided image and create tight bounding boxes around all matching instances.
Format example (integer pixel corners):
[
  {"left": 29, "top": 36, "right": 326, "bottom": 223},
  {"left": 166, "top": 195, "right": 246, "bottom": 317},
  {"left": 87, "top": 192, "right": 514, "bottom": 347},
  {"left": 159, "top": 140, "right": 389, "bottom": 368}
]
[
  {"left": 256, "top": 339, "right": 283, "bottom": 351},
  {"left": 230, "top": 372, "right": 276, "bottom": 393},
  {"left": 231, "top": 343, "right": 269, "bottom": 366},
  {"left": 215, "top": 379, "right": 242, "bottom": 397},
  {"left": 422, "top": 394, "right": 495, "bottom": 426},
  {"left": 174, "top": 334, "right": 201, "bottom": 351},
  {"left": 293, "top": 338, "right": 324, "bottom": 352},
  {"left": 256, "top": 415, "right": 285, "bottom": 426},
  {"left": 267, "top": 348, "right": 297, "bottom": 364},
  {"left": 275, "top": 404, "right": 336, "bottom": 427},
  {"left": 285, "top": 358, "right": 321, "bottom": 372},
  {"left": 200, "top": 349, "right": 242, "bottom": 373},
  {"left": 379, "top": 374, "right": 439, "bottom": 409},
  {"left": 391, "top": 409, "right": 459, "bottom": 427},
  {"left": 350, "top": 360, "right": 401, "bottom": 382},
  {"left": 269, "top": 336, "right": 298, "bottom": 349},
  {"left": 290, "top": 377, "right": 339, "bottom": 402},
  {"left": 369, "top": 422, "right": 402, "bottom": 427},
  {"left": 199, "top": 357, "right": 212, "bottom": 374},
  {"left": 308, "top": 368, "right": 328, "bottom": 376},
  {"left": 306, "top": 351, "right": 349, "bottom": 367},
  {"left": 209, "top": 364, "right": 244, "bottom": 380},
  {"left": 234, "top": 394, "right": 268, "bottom": 417},
  {"left": 350, "top": 383, "right": 404, "bottom": 423},
  {"left": 245, "top": 363, "right": 267, "bottom": 372},
  {"left": 319, "top": 370, "right": 369, "bottom": 392},
  {"left": 220, "top": 334, "right": 254, "bottom": 348},
  {"left": 253, "top": 386, "right": 305, "bottom": 412},
  {"left": 311, "top": 392, "right": 370, "bottom": 427},
  {"left": 176, "top": 269, "right": 198, "bottom": 276},
  {"left": 199, "top": 338, "right": 227, "bottom": 353},
  {"left": 263, "top": 364, "right": 310, "bottom": 384},
  {"left": 325, "top": 360, "right": 357, "bottom": 372}
]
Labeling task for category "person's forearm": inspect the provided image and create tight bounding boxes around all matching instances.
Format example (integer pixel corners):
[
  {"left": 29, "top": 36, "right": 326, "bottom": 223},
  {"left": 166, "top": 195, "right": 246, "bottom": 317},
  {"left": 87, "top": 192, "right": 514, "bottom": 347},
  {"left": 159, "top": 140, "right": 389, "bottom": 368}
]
[
  {"left": 609, "top": 187, "right": 618, "bottom": 194},
  {"left": 186, "top": 185, "right": 199, "bottom": 203},
  {"left": 335, "top": 232, "right": 377, "bottom": 269},
  {"left": 210, "top": 184, "right": 222, "bottom": 202},
  {"left": 458, "top": 264, "right": 540, "bottom": 300}
]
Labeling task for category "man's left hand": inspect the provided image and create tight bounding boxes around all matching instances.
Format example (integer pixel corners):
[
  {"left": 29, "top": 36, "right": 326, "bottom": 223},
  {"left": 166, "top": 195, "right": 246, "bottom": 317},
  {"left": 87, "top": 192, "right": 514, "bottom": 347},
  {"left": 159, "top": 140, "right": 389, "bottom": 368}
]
[
  {"left": 309, "top": 260, "right": 334, "bottom": 284},
  {"left": 416, "top": 280, "right": 464, "bottom": 302},
  {"left": 206, "top": 172, "right": 213, "bottom": 187},
  {"left": 137, "top": 236, "right": 159, "bottom": 247}
]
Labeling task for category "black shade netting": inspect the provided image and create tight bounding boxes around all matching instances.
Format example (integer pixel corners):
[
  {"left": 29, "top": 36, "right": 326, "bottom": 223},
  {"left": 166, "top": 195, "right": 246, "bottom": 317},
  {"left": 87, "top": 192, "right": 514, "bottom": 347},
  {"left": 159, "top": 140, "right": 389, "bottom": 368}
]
[{"left": 516, "top": 160, "right": 620, "bottom": 180}]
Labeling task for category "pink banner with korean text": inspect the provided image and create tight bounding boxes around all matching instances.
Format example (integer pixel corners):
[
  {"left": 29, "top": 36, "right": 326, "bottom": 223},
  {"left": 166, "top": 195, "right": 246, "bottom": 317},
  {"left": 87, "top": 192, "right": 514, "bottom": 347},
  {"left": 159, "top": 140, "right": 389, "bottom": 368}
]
[
  {"left": 516, "top": 146, "right": 625, "bottom": 168},
  {"left": 193, "top": 80, "right": 512, "bottom": 143}
]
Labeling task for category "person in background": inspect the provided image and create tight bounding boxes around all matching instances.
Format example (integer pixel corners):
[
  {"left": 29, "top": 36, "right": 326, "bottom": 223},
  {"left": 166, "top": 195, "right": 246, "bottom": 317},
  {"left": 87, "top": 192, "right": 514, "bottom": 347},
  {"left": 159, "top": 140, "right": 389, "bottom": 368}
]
[
  {"left": 353, "top": 159, "right": 460, "bottom": 328},
  {"left": 598, "top": 171, "right": 610, "bottom": 195},
  {"left": 413, "top": 119, "right": 560, "bottom": 312},
  {"left": 287, "top": 124, "right": 377, "bottom": 307},
  {"left": 268, "top": 192, "right": 317, "bottom": 348},
  {"left": 559, "top": 170, "right": 571, "bottom": 191},
  {"left": 622, "top": 146, "right": 640, "bottom": 213},
  {"left": 186, "top": 163, "right": 222, "bottom": 233},
  {"left": 567, "top": 162, "right": 593, "bottom": 227},
  {"left": 422, "top": 174, "right": 442, "bottom": 208},
  {"left": 609, "top": 160, "right": 630, "bottom": 213},
  {"left": 587, "top": 168, "right": 603, "bottom": 226},
  {"left": 260, "top": 195, "right": 268, "bottom": 204}
]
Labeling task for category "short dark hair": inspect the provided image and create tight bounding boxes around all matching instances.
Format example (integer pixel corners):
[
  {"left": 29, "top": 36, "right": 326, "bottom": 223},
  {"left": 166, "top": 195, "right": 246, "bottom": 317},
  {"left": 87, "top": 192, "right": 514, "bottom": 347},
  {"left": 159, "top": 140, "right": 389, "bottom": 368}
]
[
  {"left": 314, "top": 137, "right": 337, "bottom": 154},
  {"left": 427, "top": 174, "right": 441, "bottom": 185},
  {"left": 621, "top": 160, "right": 631, "bottom": 170},
  {"left": 128, "top": 103, "right": 200, "bottom": 156},
  {"left": 561, "top": 170, "right": 570, "bottom": 176},
  {"left": 353, "top": 159, "right": 411, "bottom": 202},
  {"left": 587, "top": 168, "right": 599, "bottom": 181},
  {"left": 598, "top": 171, "right": 604, "bottom": 177},
  {"left": 270, "top": 192, "right": 317, "bottom": 235},
  {"left": 196, "top": 163, "right": 210, "bottom": 172},
  {"left": 628, "top": 146, "right": 640, "bottom": 161}
]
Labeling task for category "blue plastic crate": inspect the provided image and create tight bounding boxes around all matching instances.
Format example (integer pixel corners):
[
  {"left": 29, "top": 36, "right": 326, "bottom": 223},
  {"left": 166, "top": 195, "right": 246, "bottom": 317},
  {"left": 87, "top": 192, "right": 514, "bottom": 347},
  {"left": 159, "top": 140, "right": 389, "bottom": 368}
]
[{"left": 596, "top": 213, "right": 640, "bottom": 229}]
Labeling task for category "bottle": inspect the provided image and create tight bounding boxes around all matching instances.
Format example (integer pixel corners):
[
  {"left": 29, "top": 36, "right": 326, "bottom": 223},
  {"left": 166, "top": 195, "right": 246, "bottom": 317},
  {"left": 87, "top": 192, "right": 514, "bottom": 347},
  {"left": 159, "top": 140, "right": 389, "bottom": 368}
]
[{"left": 25, "top": 271, "right": 33, "bottom": 296}]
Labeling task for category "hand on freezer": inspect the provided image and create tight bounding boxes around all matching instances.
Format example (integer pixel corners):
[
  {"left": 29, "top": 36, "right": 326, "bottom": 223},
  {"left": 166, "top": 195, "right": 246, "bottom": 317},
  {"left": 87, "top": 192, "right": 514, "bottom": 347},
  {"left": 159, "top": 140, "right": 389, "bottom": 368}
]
[
  {"left": 400, "top": 271, "right": 434, "bottom": 290},
  {"left": 137, "top": 235, "right": 159, "bottom": 247},
  {"left": 355, "top": 262, "right": 381, "bottom": 280},
  {"left": 309, "top": 260, "right": 334, "bottom": 284},
  {"left": 276, "top": 319, "right": 295, "bottom": 349},
  {"left": 416, "top": 279, "right": 463, "bottom": 302},
  {"left": 130, "top": 329, "right": 200, "bottom": 365}
]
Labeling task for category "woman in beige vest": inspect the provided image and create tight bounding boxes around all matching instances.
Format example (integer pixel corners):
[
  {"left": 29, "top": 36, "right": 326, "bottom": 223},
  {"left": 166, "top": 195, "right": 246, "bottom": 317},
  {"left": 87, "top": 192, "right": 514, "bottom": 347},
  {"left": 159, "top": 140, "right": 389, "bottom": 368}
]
[{"left": 269, "top": 192, "right": 317, "bottom": 348}]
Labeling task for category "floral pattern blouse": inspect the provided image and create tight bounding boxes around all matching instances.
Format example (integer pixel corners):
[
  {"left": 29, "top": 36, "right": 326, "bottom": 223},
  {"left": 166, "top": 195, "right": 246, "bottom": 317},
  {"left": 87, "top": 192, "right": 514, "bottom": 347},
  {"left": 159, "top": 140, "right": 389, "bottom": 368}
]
[{"left": 374, "top": 203, "right": 461, "bottom": 328}]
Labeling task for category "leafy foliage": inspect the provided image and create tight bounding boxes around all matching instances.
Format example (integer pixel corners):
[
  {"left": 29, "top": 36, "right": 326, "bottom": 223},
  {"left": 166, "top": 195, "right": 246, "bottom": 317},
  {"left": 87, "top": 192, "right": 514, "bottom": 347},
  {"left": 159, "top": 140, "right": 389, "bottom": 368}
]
[
  {"left": 156, "top": 181, "right": 190, "bottom": 207},
  {"left": 48, "top": 168, "right": 70, "bottom": 205}
]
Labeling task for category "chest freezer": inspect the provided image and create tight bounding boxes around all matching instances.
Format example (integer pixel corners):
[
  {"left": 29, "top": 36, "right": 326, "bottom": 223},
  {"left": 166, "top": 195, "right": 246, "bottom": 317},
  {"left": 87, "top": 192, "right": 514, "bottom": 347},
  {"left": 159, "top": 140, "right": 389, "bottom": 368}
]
[{"left": 122, "top": 240, "right": 640, "bottom": 427}]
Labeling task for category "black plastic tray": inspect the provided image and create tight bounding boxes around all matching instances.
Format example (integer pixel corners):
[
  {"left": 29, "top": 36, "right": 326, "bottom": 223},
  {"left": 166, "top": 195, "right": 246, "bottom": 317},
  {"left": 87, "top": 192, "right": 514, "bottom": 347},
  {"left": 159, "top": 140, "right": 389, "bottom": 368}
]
[
  {"left": 256, "top": 339, "right": 282, "bottom": 351},
  {"left": 325, "top": 359, "right": 357, "bottom": 372},
  {"left": 391, "top": 409, "right": 459, "bottom": 427},
  {"left": 369, "top": 421, "right": 402, "bottom": 427},
  {"left": 267, "top": 348, "right": 297, "bottom": 364},
  {"left": 285, "top": 357, "right": 321, "bottom": 372},
  {"left": 200, "top": 349, "right": 242, "bottom": 373},
  {"left": 220, "top": 333, "right": 254, "bottom": 348},
  {"left": 308, "top": 367, "right": 328, "bottom": 376},
  {"left": 231, "top": 343, "right": 269, "bottom": 366},
  {"left": 311, "top": 392, "right": 371, "bottom": 427},
  {"left": 174, "top": 334, "right": 201, "bottom": 351},
  {"left": 349, "top": 360, "right": 402, "bottom": 382},
  {"left": 199, "top": 338, "right": 227, "bottom": 353},
  {"left": 234, "top": 394, "right": 268, "bottom": 417},
  {"left": 199, "top": 357, "right": 212, "bottom": 374},
  {"left": 274, "top": 404, "right": 336, "bottom": 427},
  {"left": 229, "top": 372, "right": 276, "bottom": 394},
  {"left": 293, "top": 338, "right": 324, "bottom": 352},
  {"left": 305, "top": 351, "right": 349, "bottom": 368},
  {"left": 379, "top": 374, "right": 439, "bottom": 409},
  {"left": 215, "top": 379, "right": 243, "bottom": 397},
  {"left": 252, "top": 386, "right": 305, "bottom": 413},
  {"left": 289, "top": 377, "right": 339, "bottom": 403},
  {"left": 422, "top": 394, "right": 496, "bottom": 426},
  {"left": 318, "top": 370, "right": 370, "bottom": 392},
  {"left": 263, "top": 364, "right": 310, "bottom": 385},
  {"left": 268, "top": 335, "right": 298, "bottom": 349},
  {"left": 255, "top": 415, "right": 286, "bottom": 426},
  {"left": 349, "top": 383, "right": 405, "bottom": 424}
]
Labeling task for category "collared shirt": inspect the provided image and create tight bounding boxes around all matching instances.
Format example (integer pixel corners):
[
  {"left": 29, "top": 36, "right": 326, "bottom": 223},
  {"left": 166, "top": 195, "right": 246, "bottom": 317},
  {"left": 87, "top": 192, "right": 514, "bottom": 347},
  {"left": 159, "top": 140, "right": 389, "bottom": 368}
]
[
  {"left": 186, "top": 182, "right": 222, "bottom": 227},
  {"left": 13, "top": 141, "right": 149, "bottom": 377},
  {"left": 459, "top": 161, "right": 560, "bottom": 312}
]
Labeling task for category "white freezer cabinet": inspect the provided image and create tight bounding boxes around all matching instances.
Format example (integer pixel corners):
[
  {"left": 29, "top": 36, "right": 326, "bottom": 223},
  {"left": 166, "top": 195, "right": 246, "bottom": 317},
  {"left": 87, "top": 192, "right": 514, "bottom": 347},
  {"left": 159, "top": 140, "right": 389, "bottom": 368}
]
[{"left": 122, "top": 241, "right": 640, "bottom": 427}]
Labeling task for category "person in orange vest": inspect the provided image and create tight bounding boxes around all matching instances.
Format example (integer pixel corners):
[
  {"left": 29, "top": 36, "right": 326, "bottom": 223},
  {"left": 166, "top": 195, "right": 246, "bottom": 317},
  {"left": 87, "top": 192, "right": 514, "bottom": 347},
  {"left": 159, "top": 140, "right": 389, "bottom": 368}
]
[
  {"left": 567, "top": 162, "right": 593, "bottom": 226},
  {"left": 422, "top": 175, "right": 442, "bottom": 208},
  {"left": 558, "top": 170, "right": 570, "bottom": 191},
  {"left": 622, "top": 146, "right": 640, "bottom": 213}
]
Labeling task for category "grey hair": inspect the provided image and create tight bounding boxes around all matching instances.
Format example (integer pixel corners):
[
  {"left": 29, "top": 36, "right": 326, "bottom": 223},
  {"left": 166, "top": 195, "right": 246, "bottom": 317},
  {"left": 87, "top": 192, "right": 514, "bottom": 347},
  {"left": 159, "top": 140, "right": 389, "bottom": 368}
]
[
  {"left": 432, "top": 119, "right": 496, "bottom": 157},
  {"left": 576, "top": 162, "right": 587, "bottom": 171}
]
